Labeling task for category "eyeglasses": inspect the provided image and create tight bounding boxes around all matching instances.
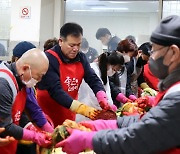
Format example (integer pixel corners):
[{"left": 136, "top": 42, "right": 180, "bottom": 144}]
[{"left": 151, "top": 46, "right": 167, "bottom": 54}]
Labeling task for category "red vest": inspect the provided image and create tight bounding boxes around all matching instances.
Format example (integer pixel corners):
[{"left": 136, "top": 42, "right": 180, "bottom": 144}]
[
  {"left": 0, "top": 69, "right": 26, "bottom": 154},
  {"left": 37, "top": 50, "right": 84, "bottom": 127}
]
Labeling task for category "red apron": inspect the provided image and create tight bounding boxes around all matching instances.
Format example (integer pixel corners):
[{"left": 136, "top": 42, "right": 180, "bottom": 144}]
[
  {"left": 0, "top": 89, "right": 27, "bottom": 154},
  {"left": 37, "top": 50, "right": 84, "bottom": 127},
  {"left": 0, "top": 69, "right": 27, "bottom": 154},
  {"left": 153, "top": 82, "right": 180, "bottom": 154}
]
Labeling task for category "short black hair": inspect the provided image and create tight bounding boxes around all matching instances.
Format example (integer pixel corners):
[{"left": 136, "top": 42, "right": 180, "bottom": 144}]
[
  {"left": 60, "top": 22, "right": 83, "bottom": 39},
  {"left": 138, "top": 42, "right": 152, "bottom": 56},
  {"left": 43, "top": 38, "right": 58, "bottom": 51},
  {"left": 96, "top": 28, "right": 111, "bottom": 39}
]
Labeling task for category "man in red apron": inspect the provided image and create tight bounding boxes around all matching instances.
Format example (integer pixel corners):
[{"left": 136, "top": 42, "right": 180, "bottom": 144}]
[
  {"left": 55, "top": 15, "right": 180, "bottom": 154},
  {"left": 37, "top": 23, "right": 112, "bottom": 127},
  {"left": 0, "top": 49, "right": 52, "bottom": 154}
]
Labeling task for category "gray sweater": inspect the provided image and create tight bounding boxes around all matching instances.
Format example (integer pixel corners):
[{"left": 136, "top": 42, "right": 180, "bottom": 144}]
[{"left": 93, "top": 89, "right": 180, "bottom": 154}]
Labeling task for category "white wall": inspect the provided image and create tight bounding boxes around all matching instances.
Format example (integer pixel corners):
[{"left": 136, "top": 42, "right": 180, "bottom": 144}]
[
  {"left": 39, "top": 0, "right": 55, "bottom": 49},
  {"left": 53, "top": 0, "right": 65, "bottom": 38},
  {"left": 7, "top": 0, "right": 64, "bottom": 60},
  {"left": 0, "top": 0, "right": 11, "bottom": 39},
  {"left": 10, "top": 0, "right": 41, "bottom": 42},
  {"left": 39, "top": 0, "right": 65, "bottom": 49},
  {"left": 66, "top": 12, "right": 158, "bottom": 54},
  {"left": 6, "top": 0, "right": 41, "bottom": 60}
]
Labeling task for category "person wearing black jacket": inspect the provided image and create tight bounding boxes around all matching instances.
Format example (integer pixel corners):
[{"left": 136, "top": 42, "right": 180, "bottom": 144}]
[
  {"left": 80, "top": 38, "right": 98, "bottom": 63},
  {"left": 126, "top": 42, "right": 157, "bottom": 97},
  {"left": 96, "top": 28, "right": 120, "bottom": 53},
  {"left": 109, "top": 39, "right": 137, "bottom": 107}
]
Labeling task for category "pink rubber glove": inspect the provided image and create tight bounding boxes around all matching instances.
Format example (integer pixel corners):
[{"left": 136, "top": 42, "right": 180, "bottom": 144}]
[
  {"left": 135, "top": 96, "right": 156, "bottom": 109},
  {"left": 24, "top": 122, "right": 38, "bottom": 132},
  {"left": 116, "top": 93, "right": 130, "bottom": 104},
  {"left": 147, "top": 96, "right": 156, "bottom": 107},
  {"left": 22, "top": 128, "right": 52, "bottom": 148},
  {"left": 129, "top": 95, "right": 137, "bottom": 101},
  {"left": 55, "top": 128, "right": 96, "bottom": 154},
  {"left": 80, "top": 119, "right": 118, "bottom": 131},
  {"left": 99, "top": 101, "right": 112, "bottom": 110},
  {"left": 110, "top": 104, "right": 117, "bottom": 112},
  {"left": 96, "top": 91, "right": 111, "bottom": 110},
  {"left": 96, "top": 91, "right": 108, "bottom": 102},
  {"left": 41, "top": 122, "right": 54, "bottom": 133}
]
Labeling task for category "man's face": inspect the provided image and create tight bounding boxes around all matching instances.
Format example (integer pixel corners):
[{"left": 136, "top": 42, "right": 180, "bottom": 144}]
[
  {"left": 22, "top": 65, "right": 47, "bottom": 82},
  {"left": 99, "top": 34, "right": 110, "bottom": 46},
  {"left": 151, "top": 44, "right": 168, "bottom": 61},
  {"left": 59, "top": 35, "right": 82, "bottom": 59}
]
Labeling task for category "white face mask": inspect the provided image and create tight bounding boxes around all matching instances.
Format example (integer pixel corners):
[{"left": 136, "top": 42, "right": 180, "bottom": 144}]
[
  {"left": 123, "top": 54, "right": 131, "bottom": 63},
  {"left": 22, "top": 67, "right": 38, "bottom": 88},
  {"left": 107, "top": 67, "right": 116, "bottom": 77},
  {"left": 81, "top": 49, "right": 88, "bottom": 54}
]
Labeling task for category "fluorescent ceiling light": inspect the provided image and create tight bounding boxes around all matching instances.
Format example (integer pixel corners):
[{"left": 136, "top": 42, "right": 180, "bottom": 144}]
[
  {"left": 91, "top": 7, "right": 129, "bottom": 10},
  {"left": 73, "top": 9, "right": 99, "bottom": 12},
  {"left": 108, "top": 1, "right": 130, "bottom": 4}
]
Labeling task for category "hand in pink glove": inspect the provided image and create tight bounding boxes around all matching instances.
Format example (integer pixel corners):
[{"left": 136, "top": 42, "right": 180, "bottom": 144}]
[
  {"left": 129, "top": 95, "right": 137, "bottom": 101},
  {"left": 116, "top": 93, "right": 132, "bottom": 104},
  {"left": 79, "top": 119, "right": 118, "bottom": 131},
  {"left": 22, "top": 129, "right": 52, "bottom": 148},
  {"left": 99, "top": 101, "right": 111, "bottom": 110},
  {"left": 110, "top": 104, "right": 117, "bottom": 112},
  {"left": 41, "top": 122, "right": 54, "bottom": 133},
  {"left": 24, "top": 121, "right": 54, "bottom": 133},
  {"left": 24, "top": 122, "right": 38, "bottom": 132},
  {"left": 135, "top": 96, "right": 155, "bottom": 109},
  {"left": 147, "top": 96, "right": 156, "bottom": 107},
  {"left": 96, "top": 91, "right": 112, "bottom": 110},
  {"left": 55, "top": 128, "right": 96, "bottom": 154}
]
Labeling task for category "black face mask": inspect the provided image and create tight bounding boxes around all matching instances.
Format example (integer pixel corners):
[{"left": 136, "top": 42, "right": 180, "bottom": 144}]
[
  {"left": 149, "top": 56, "right": 169, "bottom": 79},
  {"left": 136, "top": 56, "right": 147, "bottom": 67}
]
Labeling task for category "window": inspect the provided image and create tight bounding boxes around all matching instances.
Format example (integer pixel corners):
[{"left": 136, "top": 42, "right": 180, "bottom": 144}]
[
  {"left": 65, "top": 0, "right": 159, "bottom": 54},
  {"left": 163, "top": 0, "right": 180, "bottom": 18},
  {"left": 0, "top": 0, "right": 11, "bottom": 58}
]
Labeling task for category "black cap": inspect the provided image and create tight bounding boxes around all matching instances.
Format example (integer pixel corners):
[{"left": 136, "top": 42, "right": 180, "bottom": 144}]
[
  {"left": 150, "top": 15, "right": 180, "bottom": 47},
  {"left": 138, "top": 42, "right": 152, "bottom": 56},
  {"left": 13, "top": 41, "right": 36, "bottom": 58}
]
